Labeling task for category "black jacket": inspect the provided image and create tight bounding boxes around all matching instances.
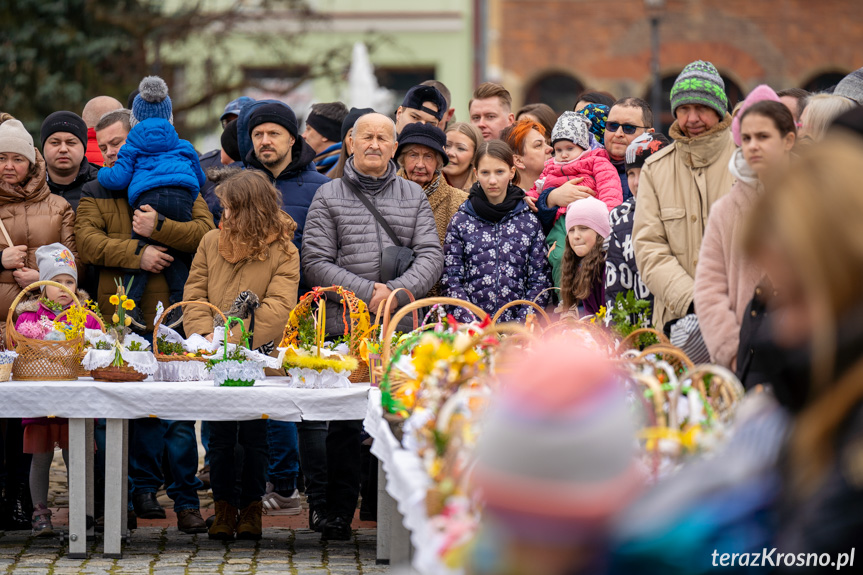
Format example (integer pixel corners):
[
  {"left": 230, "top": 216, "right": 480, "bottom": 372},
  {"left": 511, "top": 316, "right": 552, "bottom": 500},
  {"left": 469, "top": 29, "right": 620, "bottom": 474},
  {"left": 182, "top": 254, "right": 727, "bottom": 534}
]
[{"left": 47, "top": 158, "right": 99, "bottom": 212}]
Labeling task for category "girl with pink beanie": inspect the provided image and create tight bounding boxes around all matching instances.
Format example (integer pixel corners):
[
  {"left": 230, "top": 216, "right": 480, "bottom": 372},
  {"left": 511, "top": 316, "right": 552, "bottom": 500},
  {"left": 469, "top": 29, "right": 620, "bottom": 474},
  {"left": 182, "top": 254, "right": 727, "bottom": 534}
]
[{"left": 558, "top": 195, "right": 611, "bottom": 318}]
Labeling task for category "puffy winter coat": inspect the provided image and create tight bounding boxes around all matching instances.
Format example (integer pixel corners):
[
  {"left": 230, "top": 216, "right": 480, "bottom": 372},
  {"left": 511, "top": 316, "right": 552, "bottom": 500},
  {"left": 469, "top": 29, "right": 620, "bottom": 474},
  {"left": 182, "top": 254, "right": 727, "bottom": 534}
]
[
  {"left": 633, "top": 113, "right": 736, "bottom": 328},
  {"left": 0, "top": 150, "right": 77, "bottom": 327},
  {"left": 694, "top": 149, "right": 764, "bottom": 369},
  {"left": 606, "top": 197, "right": 653, "bottom": 311},
  {"left": 183, "top": 228, "right": 300, "bottom": 350},
  {"left": 528, "top": 148, "right": 623, "bottom": 218},
  {"left": 47, "top": 157, "right": 99, "bottom": 212},
  {"left": 97, "top": 118, "right": 206, "bottom": 206},
  {"left": 442, "top": 194, "right": 552, "bottom": 323},
  {"left": 75, "top": 181, "right": 215, "bottom": 330},
  {"left": 302, "top": 158, "right": 443, "bottom": 335}
]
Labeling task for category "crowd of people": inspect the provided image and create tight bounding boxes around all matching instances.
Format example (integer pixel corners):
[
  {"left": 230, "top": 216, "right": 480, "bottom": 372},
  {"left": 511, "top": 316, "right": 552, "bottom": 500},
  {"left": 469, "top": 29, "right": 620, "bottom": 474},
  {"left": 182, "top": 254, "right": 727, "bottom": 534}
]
[{"left": 1, "top": 56, "right": 863, "bottom": 568}]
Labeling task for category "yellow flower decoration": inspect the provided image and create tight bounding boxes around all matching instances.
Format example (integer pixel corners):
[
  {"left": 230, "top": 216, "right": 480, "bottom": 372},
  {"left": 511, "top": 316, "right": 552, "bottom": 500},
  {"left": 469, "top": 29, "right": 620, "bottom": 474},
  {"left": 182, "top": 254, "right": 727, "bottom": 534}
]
[
  {"left": 120, "top": 295, "right": 127, "bottom": 302},
  {"left": 109, "top": 295, "right": 120, "bottom": 306},
  {"left": 122, "top": 299, "right": 136, "bottom": 311}
]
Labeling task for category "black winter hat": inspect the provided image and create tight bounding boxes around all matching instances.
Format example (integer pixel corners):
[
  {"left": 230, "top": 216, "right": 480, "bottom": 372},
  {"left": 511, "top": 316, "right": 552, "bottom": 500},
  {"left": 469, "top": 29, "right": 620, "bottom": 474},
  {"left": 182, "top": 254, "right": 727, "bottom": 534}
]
[
  {"left": 401, "top": 85, "right": 447, "bottom": 121},
  {"left": 395, "top": 122, "right": 449, "bottom": 166},
  {"left": 40, "top": 111, "right": 88, "bottom": 151},
  {"left": 341, "top": 107, "right": 375, "bottom": 142},
  {"left": 248, "top": 103, "right": 298, "bottom": 139},
  {"left": 220, "top": 119, "right": 240, "bottom": 163},
  {"left": 306, "top": 108, "right": 346, "bottom": 143}
]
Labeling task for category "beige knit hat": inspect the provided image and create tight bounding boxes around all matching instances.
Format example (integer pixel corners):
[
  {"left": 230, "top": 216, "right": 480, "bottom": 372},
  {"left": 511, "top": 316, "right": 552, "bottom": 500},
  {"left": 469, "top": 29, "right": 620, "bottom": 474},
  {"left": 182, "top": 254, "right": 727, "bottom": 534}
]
[{"left": 0, "top": 119, "right": 36, "bottom": 165}]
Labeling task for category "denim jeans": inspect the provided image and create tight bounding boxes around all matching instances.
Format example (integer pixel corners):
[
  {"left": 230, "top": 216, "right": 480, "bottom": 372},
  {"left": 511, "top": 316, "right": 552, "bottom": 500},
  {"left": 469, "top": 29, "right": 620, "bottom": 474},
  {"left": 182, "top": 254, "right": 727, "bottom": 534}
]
[
  {"left": 208, "top": 420, "right": 267, "bottom": 509},
  {"left": 297, "top": 420, "right": 362, "bottom": 520},
  {"left": 125, "top": 186, "right": 196, "bottom": 304},
  {"left": 129, "top": 419, "right": 201, "bottom": 512},
  {"left": 200, "top": 421, "right": 210, "bottom": 467},
  {"left": 266, "top": 420, "right": 298, "bottom": 492}
]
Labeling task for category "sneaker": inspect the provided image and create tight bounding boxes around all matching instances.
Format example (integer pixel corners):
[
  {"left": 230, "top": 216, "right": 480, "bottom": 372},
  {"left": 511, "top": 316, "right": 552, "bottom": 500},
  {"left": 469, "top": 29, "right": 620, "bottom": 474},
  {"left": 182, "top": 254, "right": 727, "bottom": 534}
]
[
  {"left": 261, "top": 489, "right": 302, "bottom": 516},
  {"left": 31, "top": 504, "right": 54, "bottom": 537},
  {"left": 309, "top": 504, "right": 328, "bottom": 533}
]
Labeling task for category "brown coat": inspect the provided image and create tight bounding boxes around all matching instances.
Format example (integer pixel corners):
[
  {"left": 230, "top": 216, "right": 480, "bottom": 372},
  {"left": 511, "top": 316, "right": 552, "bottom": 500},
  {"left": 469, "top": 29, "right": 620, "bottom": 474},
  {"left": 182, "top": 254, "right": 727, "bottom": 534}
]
[
  {"left": 182, "top": 229, "right": 300, "bottom": 349},
  {"left": 0, "top": 150, "right": 76, "bottom": 324},
  {"left": 398, "top": 170, "right": 468, "bottom": 245}
]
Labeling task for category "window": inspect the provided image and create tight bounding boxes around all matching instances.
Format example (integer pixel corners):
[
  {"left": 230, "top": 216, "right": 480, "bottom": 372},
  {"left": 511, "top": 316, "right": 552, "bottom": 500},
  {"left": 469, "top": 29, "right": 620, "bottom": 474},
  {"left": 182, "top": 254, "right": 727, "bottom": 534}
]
[
  {"left": 375, "top": 67, "right": 436, "bottom": 115},
  {"left": 524, "top": 73, "right": 585, "bottom": 115},
  {"left": 803, "top": 72, "right": 849, "bottom": 94}
]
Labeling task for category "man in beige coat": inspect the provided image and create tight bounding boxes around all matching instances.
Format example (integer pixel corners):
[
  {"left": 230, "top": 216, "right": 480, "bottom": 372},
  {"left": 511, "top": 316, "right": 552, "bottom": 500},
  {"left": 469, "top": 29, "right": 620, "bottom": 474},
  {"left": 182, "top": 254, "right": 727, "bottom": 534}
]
[{"left": 633, "top": 60, "right": 736, "bottom": 330}]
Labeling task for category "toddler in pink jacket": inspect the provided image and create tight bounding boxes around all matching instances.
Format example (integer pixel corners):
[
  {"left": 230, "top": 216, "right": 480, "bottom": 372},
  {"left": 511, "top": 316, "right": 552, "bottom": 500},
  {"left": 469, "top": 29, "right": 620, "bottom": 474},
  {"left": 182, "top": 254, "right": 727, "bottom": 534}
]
[{"left": 528, "top": 111, "right": 623, "bottom": 217}]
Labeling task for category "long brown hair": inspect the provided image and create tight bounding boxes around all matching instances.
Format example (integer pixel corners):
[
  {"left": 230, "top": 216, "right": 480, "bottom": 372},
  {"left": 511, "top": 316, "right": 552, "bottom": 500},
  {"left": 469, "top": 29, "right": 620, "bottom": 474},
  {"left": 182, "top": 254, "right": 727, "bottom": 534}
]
[
  {"left": 475, "top": 140, "right": 520, "bottom": 187},
  {"left": 215, "top": 170, "right": 297, "bottom": 260},
  {"left": 561, "top": 232, "right": 604, "bottom": 309}
]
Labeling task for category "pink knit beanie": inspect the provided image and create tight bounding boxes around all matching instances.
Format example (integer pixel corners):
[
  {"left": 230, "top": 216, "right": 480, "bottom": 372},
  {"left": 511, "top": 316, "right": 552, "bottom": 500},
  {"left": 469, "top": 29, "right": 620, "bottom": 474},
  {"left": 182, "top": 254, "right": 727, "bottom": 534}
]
[
  {"left": 564, "top": 196, "right": 611, "bottom": 239},
  {"left": 732, "top": 84, "right": 781, "bottom": 146}
]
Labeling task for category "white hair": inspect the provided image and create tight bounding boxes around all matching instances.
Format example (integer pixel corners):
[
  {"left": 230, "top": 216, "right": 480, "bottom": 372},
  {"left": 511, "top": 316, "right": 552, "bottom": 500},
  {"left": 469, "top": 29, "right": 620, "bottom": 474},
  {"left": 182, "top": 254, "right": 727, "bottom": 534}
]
[{"left": 352, "top": 113, "right": 397, "bottom": 141}]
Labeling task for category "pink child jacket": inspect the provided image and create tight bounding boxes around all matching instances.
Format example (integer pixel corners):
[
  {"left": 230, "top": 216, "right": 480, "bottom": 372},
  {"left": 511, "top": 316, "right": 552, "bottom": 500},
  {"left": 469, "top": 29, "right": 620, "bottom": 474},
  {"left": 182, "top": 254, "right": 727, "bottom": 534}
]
[{"left": 528, "top": 148, "right": 623, "bottom": 217}]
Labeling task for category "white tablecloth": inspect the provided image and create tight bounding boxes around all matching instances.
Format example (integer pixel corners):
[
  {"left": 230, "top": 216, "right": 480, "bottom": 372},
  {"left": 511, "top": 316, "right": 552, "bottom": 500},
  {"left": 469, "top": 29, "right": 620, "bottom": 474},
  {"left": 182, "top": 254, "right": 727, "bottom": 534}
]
[
  {"left": 365, "top": 390, "right": 459, "bottom": 575},
  {"left": 0, "top": 377, "right": 371, "bottom": 421}
]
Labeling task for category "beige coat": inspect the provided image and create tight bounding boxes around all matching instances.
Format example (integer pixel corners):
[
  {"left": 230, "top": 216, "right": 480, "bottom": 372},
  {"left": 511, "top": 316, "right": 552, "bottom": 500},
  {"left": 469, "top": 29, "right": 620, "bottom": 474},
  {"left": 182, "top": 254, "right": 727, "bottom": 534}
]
[
  {"left": 182, "top": 229, "right": 300, "bottom": 350},
  {"left": 633, "top": 113, "right": 736, "bottom": 328}
]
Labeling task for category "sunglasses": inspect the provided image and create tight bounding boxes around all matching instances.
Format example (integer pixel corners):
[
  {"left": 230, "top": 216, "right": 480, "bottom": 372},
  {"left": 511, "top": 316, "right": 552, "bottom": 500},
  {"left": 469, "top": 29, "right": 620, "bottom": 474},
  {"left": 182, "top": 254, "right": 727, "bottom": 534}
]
[{"left": 606, "top": 122, "right": 650, "bottom": 135}]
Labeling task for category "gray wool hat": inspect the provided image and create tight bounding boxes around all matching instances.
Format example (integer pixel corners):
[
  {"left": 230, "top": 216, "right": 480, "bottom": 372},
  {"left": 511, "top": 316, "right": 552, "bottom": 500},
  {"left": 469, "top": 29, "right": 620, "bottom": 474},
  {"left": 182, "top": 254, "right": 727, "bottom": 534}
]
[
  {"left": 551, "top": 111, "right": 592, "bottom": 151},
  {"left": 835, "top": 67, "right": 863, "bottom": 106},
  {"left": 36, "top": 243, "right": 78, "bottom": 284}
]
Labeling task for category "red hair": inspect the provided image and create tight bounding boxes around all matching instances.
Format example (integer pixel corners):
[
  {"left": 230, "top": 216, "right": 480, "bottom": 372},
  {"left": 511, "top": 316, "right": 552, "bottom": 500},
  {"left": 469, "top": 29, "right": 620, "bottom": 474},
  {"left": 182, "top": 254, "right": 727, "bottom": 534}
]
[{"left": 502, "top": 119, "right": 546, "bottom": 155}]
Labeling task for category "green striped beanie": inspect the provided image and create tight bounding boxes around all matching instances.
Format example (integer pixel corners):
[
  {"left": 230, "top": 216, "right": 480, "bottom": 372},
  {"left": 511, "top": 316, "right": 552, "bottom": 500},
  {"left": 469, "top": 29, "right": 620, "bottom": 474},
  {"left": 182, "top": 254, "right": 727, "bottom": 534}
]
[{"left": 670, "top": 60, "right": 728, "bottom": 119}]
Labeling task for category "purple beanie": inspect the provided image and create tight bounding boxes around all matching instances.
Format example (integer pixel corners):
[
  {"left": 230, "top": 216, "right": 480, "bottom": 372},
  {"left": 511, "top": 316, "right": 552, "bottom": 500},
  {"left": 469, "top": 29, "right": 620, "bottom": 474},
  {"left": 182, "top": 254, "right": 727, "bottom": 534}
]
[
  {"left": 565, "top": 196, "right": 611, "bottom": 239},
  {"left": 732, "top": 84, "right": 781, "bottom": 146}
]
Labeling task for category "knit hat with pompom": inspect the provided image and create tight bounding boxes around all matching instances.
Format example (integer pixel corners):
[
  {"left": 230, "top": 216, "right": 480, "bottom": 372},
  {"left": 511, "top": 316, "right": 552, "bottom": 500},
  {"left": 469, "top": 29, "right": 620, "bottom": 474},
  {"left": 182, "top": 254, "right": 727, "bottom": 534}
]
[{"left": 130, "top": 76, "right": 173, "bottom": 127}]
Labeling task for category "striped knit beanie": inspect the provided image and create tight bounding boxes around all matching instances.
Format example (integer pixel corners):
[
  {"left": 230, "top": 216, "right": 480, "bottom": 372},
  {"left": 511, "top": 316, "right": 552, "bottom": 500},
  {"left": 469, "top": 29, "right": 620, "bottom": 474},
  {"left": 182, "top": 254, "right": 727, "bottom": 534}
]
[
  {"left": 670, "top": 60, "right": 728, "bottom": 119},
  {"left": 473, "top": 337, "right": 642, "bottom": 539}
]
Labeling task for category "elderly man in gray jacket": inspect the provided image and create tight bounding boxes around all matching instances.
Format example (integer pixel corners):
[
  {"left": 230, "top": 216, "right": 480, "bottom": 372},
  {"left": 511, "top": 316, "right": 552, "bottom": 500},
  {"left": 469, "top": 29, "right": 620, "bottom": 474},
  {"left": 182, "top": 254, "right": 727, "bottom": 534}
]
[{"left": 301, "top": 112, "right": 443, "bottom": 541}]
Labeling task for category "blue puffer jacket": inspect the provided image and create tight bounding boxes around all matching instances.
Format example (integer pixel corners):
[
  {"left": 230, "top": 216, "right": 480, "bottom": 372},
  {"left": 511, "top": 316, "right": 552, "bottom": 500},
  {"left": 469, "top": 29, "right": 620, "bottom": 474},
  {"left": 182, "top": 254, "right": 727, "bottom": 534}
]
[
  {"left": 443, "top": 197, "right": 552, "bottom": 323},
  {"left": 97, "top": 118, "right": 206, "bottom": 206}
]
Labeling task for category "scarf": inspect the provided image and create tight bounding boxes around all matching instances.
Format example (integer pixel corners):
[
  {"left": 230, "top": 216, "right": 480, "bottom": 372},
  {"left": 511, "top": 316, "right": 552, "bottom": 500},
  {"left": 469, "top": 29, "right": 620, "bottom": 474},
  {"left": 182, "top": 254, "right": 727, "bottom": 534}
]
[
  {"left": 396, "top": 168, "right": 442, "bottom": 197},
  {"left": 347, "top": 156, "right": 396, "bottom": 192},
  {"left": 468, "top": 181, "right": 525, "bottom": 223}
]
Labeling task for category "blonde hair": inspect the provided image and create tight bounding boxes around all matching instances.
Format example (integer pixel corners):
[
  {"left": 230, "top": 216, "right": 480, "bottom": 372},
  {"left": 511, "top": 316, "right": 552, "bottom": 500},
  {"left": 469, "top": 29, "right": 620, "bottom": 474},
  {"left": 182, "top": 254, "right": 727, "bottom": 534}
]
[
  {"left": 744, "top": 133, "right": 863, "bottom": 494},
  {"left": 801, "top": 94, "right": 856, "bottom": 141},
  {"left": 445, "top": 122, "right": 482, "bottom": 167}
]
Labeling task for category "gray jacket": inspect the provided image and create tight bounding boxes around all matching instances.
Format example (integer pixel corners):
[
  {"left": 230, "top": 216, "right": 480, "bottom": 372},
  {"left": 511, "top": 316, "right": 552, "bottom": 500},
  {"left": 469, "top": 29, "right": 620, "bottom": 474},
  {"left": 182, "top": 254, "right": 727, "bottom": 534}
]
[{"left": 302, "top": 158, "right": 444, "bottom": 335}]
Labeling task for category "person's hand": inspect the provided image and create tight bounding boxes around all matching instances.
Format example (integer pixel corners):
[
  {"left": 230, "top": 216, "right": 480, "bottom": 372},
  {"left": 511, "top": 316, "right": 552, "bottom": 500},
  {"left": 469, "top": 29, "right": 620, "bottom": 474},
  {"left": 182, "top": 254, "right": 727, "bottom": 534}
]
[
  {"left": 13, "top": 267, "right": 39, "bottom": 288},
  {"left": 524, "top": 196, "right": 538, "bottom": 213},
  {"left": 132, "top": 205, "right": 159, "bottom": 238},
  {"left": 2, "top": 245, "right": 28, "bottom": 269},
  {"left": 546, "top": 178, "right": 595, "bottom": 208},
  {"left": 368, "top": 283, "right": 395, "bottom": 315},
  {"left": 547, "top": 241, "right": 557, "bottom": 259},
  {"left": 140, "top": 245, "right": 174, "bottom": 273}
]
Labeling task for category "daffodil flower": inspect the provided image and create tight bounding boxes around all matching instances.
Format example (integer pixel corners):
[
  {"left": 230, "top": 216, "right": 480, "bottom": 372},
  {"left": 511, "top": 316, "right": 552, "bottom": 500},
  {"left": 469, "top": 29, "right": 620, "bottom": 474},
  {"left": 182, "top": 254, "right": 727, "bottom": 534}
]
[{"left": 109, "top": 295, "right": 120, "bottom": 306}]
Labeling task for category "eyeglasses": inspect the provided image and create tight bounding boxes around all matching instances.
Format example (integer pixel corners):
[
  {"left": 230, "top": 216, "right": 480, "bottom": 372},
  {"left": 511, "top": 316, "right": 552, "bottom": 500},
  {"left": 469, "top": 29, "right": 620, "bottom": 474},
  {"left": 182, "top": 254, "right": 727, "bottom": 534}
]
[{"left": 606, "top": 122, "right": 650, "bottom": 135}]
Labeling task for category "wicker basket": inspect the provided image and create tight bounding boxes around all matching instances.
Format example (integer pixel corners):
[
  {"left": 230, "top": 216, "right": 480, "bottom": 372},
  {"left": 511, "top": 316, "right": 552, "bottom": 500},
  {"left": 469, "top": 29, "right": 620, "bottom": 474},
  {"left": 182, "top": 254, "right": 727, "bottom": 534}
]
[
  {"left": 91, "top": 365, "right": 147, "bottom": 382},
  {"left": 6, "top": 281, "right": 86, "bottom": 381},
  {"left": 280, "top": 286, "right": 370, "bottom": 383},
  {"left": 55, "top": 308, "right": 106, "bottom": 378},
  {"left": 153, "top": 300, "right": 228, "bottom": 363},
  {"left": 491, "top": 299, "right": 551, "bottom": 326},
  {"left": 0, "top": 363, "right": 11, "bottom": 382},
  {"left": 365, "top": 288, "right": 419, "bottom": 387}
]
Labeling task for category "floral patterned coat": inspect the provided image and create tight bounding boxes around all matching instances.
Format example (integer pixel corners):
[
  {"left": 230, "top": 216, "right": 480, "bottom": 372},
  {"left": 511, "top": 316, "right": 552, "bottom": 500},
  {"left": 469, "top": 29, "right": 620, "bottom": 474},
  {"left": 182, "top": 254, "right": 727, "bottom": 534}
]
[{"left": 442, "top": 199, "right": 552, "bottom": 322}]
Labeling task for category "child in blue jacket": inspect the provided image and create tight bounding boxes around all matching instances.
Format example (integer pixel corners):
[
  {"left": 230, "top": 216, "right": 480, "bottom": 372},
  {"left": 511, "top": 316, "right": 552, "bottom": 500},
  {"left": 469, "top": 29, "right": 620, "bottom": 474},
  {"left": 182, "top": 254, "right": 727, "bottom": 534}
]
[{"left": 98, "top": 76, "right": 206, "bottom": 310}]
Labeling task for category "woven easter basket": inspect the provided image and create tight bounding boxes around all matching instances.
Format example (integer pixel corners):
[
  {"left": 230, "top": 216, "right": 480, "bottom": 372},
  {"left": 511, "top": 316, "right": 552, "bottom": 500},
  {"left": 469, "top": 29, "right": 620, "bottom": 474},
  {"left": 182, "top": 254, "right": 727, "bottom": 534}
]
[
  {"left": 6, "top": 281, "right": 86, "bottom": 381},
  {"left": 280, "top": 286, "right": 369, "bottom": 383},
  {"left": 91, "top": 364, "right": 147, "bottom": 382},
  {"left": 364, "top": 288, "right": 419, "bottom": 387},
  {"left": 153, "top": 301, "right": 228, "bottom": 363},
  {"left": 491, "top": 299, "right": 551, "bottom": 327},
  {"left": 56, "top": 308, "right": 106, "bottom": 378}
]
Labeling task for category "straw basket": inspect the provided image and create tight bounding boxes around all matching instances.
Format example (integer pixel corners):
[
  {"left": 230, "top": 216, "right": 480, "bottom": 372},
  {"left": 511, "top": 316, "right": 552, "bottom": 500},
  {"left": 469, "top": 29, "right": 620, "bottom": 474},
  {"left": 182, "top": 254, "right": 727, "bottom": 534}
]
[
  {"left": 0, "top": 363, "right": 12, "bottom": 382},
  {"left": 153, "top": 301, "right": 229, "bottom": 363},
  {"left": 91, "top": 364, "right": 147, "bottom": 382},
  {"left": 491, "top": 299, "right": 551, "bottom": 326},
  {"left": 280, "top": 286, "right": 369, "bottom": 383},
  {"left": 365, "top": 288, "right": 419, "bottom": 387},
  {"left": 51, "top": 307, "right": 106, "bottom": 378},
  {"left": 6, "top": 281, "right": 87, "bottom": 381}
]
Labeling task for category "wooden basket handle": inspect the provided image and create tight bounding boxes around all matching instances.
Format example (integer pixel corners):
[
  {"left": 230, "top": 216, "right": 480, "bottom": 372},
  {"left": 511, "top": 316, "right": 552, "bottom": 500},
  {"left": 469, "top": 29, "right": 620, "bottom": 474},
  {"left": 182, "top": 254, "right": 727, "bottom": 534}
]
[
  {"left": 6, "top": 280, "right": 81, "bottom": 349},
  {"left": 619, "top": 327, "right": 671, "bottom": 350},
  {"left": 153, "top": 300, "right": 229, "bottom": 355},
  {"left": 637, "top": 344, "right": 696, "bottom": 372},
  {"left": 532, "top": 286, "right": 560, "bottom": 303},
  {"left": 491, "top": 299, "right": 550, "bottom": 325},
  {"left": 381, "top": 288, "right": 418, "bottom": 336},
  {"left": 55, "top": 308, "right": 106, "bottom": 331},
  {"left": 381, "top": 297, "right": 489, "bottom": 363}
]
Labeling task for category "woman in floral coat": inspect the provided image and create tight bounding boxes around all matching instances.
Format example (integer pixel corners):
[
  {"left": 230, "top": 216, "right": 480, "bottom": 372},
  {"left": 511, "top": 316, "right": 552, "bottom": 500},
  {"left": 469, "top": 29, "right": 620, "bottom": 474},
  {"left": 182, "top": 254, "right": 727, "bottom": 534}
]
[{"left": 442, "top": 140, "right": 551, "bottom": 322}]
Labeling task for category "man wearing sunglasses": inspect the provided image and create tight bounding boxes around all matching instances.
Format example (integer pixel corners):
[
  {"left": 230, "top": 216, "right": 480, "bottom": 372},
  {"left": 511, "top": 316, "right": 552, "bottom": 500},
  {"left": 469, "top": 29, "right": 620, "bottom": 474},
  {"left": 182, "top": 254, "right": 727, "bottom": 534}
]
[
  {"left": 632, "top": 60, "right": 736, "bottom": 334},
  {"left": 604, "top": 97, "right": 655, "bottom": 202}
]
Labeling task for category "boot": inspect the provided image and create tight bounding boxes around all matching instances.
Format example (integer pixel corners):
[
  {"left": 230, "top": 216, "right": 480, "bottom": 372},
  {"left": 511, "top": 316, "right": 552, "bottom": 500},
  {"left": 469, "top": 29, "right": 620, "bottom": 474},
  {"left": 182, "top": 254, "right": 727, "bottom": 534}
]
[
  {"left": 31, "top": 504, "right": 54, "bottom": 537},
  {"left": 6, "top": 483, "right": 32, "bottom": 531},
  {"left": 207, "top": 500, "right": 238, "bottom": 541},
  {"left": 177, "top": 508, "right": 207, "bottom": 534},
  {"left": 235, "top": 500, "right": 262, "bottom": 541}
]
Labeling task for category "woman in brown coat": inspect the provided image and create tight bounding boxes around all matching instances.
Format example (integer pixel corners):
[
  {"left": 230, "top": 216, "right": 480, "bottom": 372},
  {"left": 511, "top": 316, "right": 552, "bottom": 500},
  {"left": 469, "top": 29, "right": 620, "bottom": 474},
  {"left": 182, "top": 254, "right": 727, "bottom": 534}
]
[
  {"left": 0, "top": 115, "right": 77, "bottom": 330},
  {"left": 182, "top": 169, "right": 299, "bottom": 542},
  {"left": 0, "top": 116, "right": 77, "bottom": 530}
]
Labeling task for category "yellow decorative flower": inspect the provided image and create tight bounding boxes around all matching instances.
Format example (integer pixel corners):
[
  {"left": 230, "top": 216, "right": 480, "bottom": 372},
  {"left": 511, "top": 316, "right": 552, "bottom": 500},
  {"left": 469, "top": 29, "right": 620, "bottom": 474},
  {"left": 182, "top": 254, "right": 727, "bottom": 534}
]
[
  {"left": 109, "top": 295, "right": 120, "bottom": 306},
  {"left": 122, "top": 299, "right": 136, "bottom": 311},
  {"left": 112, "top": 314, "right": 120, "bottom": 324}
]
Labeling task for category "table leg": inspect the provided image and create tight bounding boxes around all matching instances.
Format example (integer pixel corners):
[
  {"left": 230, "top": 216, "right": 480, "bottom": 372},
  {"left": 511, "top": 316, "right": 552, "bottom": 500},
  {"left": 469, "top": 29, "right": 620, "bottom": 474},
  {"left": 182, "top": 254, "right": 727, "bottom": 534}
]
[
  {"left": 376, "top": 459, "right": 392, "bottom": 565},
  {"left": 86, "top": 418, "right": 94, "bottom": 539},
  {"left": 390, "top": 503, "right": 412, "bottom": 566},
  {"left": 68, "top": 418, "right": 88, "bottom": 559},
  {"left": 103, "top": 418, "right": 126, "bottom": 558}
]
